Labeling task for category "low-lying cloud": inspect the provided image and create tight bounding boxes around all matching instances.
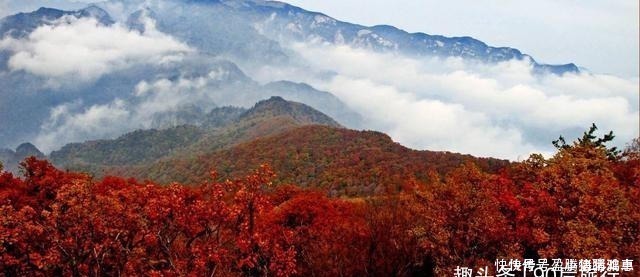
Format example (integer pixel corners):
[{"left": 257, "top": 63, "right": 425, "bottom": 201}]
[
  {"left": 34, "top": 69, "right": 229, "bottom": 152},
  {"left": 0, "top": 15, "right": 191, "bottom": 82},
  {"left": 252, "top": 43, "right": 639, "bottom": 159},
  {"left": 30, "top": 39, "right": 639, "bottom": 160}
]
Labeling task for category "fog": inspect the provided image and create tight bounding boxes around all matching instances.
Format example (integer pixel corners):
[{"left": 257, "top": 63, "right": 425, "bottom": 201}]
[
  {"left": 1, "top": 1, "right": 637, "bottom": 160},
  {"left": 250, "top": 43, "right": 639, "bottom": 159}
]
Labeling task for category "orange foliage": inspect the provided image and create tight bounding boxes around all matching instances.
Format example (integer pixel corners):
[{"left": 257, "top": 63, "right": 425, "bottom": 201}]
[{"left": 1, "top": 137, "right": 639, "bottom": 276}]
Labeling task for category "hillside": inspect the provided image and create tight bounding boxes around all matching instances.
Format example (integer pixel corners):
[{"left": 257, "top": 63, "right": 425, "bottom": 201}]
[
  {"left": 51, "top": 97, "right": 343, "bottom": 171},
  {"left": 50, "top": 96, "right": 506, "bottom": 195},
  {"left": 174, "top": 96, "right": 342, "bottom": 158},
  {"left": 237, "top": 96, "right": 341, "bottom": 127},
  {"left": 50, "top": 125, "right": 205, "bottom": 166},
  {"left": 118, "top": 125, "right": 508, "bottom": 196},
  {"left": 1, "top": 125, "right": 638, "bottom": 276}
]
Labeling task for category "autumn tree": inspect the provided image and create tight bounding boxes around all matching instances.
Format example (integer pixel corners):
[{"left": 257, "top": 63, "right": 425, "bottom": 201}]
[
  {"left": 2, "top": 125, "right": 639, "bottom": 277},
  {"left": 512, "top": 126, "right": 638, "bottom": 259}
]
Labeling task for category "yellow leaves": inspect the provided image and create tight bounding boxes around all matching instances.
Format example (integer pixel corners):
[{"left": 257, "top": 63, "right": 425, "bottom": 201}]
[{"left": 532, "top": 229, "right": 550, "bottom": 244}]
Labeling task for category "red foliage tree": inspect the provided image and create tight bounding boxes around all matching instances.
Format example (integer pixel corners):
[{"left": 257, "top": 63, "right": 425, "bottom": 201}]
[{"left": 2, "top": 130, "right": 639, "bottom": 276}]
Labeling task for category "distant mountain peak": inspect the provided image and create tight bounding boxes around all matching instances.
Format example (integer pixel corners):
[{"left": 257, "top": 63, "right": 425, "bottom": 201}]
[
  {"left": 1, "top": 5, "right": 114, "bottom": 38},
  {"left": 76, "top": 5, "right": 114, "bottom": 24},
  {"left": 243, "top": 1, "right": 579, "bottom": 74},
  {"left": 15, "top": 142, "right": 43, "bottom": 157},
  {"left": 240, "top": 96, "right": 342, "bottom": 127},
  {"left": 126, "top": 7, "right": 158, "bottom": 32},
  {"left": 262, "top": 95, "right": 287, "bottom": 102},
  {"left": 34, "top": 7, "right": 63, "bottom": 14},
  {"left": 0, "top": 142, "right": 44, "bottom": 174}
]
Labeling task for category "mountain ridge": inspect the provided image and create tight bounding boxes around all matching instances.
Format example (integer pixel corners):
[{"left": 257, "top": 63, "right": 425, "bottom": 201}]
[
  {"left": 0, "top": 5, "right": 114, "bottom": 38},
  {"left": 230, "top": 0, "right": 579, "bottom": 74},
  {"left": 0, "top": 1, "right": 577, "bottom": 74},
  {"left": 116, "top": 124, "right": 509, "bottom": 195},
  {"left": 0, "top": 0, "right": 585, "bottom": 159},
  {"left": 46, "top": 96, "right": 508, "bottom": 196},
  {"left": 238, "top": 96, "right": 341, "bottom": 127},
  {"left": 0, "top": 142, "right": 45, "bottom": 173},
  {"left": 49, "top": 96, "right": 343, "bottom": 171}
]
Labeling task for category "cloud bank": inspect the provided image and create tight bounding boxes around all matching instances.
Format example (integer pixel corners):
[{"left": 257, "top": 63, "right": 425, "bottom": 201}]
[
  {"left": 4, "top": 1, "right": 634, "bottom": 162},
  {"left": 33, "top": 69, "right": 234, "bottom": 152},
  {"left": 27, "top": 32, "right": 638, "bottom": 160},
  {"left": 252, "top": 43, "right": 639, "bottom": 159},
  {"left": 0, "top": 15, "right": 191, "bottom": 82}
]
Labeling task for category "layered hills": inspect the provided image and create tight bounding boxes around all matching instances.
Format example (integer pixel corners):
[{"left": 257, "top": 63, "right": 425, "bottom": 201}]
[
  {"left": 47, "top": 97, "right": 507, "bottom": 196},
  {"left": 50, "top": 96, "right": 340, "bottom": 167},
  {"left": 0, "top": 1, "right": 579, "bottom": 150}
]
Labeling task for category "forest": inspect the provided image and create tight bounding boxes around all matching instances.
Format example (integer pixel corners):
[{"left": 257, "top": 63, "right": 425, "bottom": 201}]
[
  {"left": 1, "top": 128, "right": 639, "bottom": 276},
  {"left": 0, "top": 0, "right": 637, "bottom": 276}
]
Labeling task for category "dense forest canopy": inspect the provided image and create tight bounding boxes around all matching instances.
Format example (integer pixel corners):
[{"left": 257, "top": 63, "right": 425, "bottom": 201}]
[{"left": 1, "top": 129, "right": 638, "bottom": 276}]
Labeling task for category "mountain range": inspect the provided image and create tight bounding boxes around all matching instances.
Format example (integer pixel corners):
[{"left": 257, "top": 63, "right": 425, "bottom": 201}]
[
  {"left": 47, "top": 96, "right": 507, "bottom": 196},
  {"left": 0, "top": 0, "right": 580, "bottom": 153},
  {"left": 0, "top": 142, "right": 45, "bottom": 173},
  {"left": 1, "top": 3, "right": 637, "bottom": 276},
  {"left": 50, "top": 96, "right": 341, "bottom": 168},
  {"left": 0, "top": 0, "right": 585, "bottom": 173}
]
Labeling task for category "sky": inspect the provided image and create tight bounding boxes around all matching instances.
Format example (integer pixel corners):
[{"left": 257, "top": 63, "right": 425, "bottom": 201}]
[{"left": 286, "top": 0, "right": 639, "bottom": 78}]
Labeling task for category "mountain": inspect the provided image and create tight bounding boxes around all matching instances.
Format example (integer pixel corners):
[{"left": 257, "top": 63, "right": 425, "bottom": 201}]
[
  {"left": 50, "top": 97, "right": 342, "bottom": 170},
  {"left": 172, "top": 96, "right": 342, "bottom": 158},
  {"left": 238, "top": 96, "right": 340, "bottom": 127},
  {"left": 0, "top": 142, "right": 45, "bottom": 173},
  {"left": 2, "top": 1, "right": 577, "bottom": 73},
  {"left": 0, "top": 33, "right": 358, "bottom": 150},
  {"left": 236, "top": 1, "right": 579, "bottom": 74},
  {"left": 0, "top": 3, "right": 634, "bottom": 276},
  {"left": 50, "top": 125, "right": 205, "bottom": 166},
  {"left": 49, "top": 96, "right": 507, "bottom": 196},
  {"left": 0, "top": 0, "right": 580, "bottom": 152},
  {"left": 105, "top": 0, "right": 576, "bottom": 73},
  {"left": 0, "top": 6, "right": 114, "bottom": 38},
  {"left": 118, "top": 125, "right": 508, "bottom": 196},
  {"left": 261, "top": 81, "right": 362, "bottom": 127},
  {"left": 202, "top": 106, "right": 247, "bottom": 128}
]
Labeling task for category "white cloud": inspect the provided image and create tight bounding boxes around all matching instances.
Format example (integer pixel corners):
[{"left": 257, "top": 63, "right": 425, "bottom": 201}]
[
  {"left": 251, "top": 43, "right": 639, "bottom": 159},
  {"left": 325, "top": 75, "right": 534, "bottom": 159},
  {"left": 34, "top": 68, "right": 231, "bottom": 152},
  {"left": 35, "top": 99, "right": 132, "bottom": 152},
  {"left": 0, "top": 15, "right": 191, "bottom": 82},
  {"left": 26, "top": 32, "right": 638, "bottom": 159}
]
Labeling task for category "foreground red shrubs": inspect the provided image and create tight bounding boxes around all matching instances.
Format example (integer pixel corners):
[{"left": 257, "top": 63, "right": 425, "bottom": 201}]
[{"left": 1, "top": 140, "right": 639, "bottom": 276}]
